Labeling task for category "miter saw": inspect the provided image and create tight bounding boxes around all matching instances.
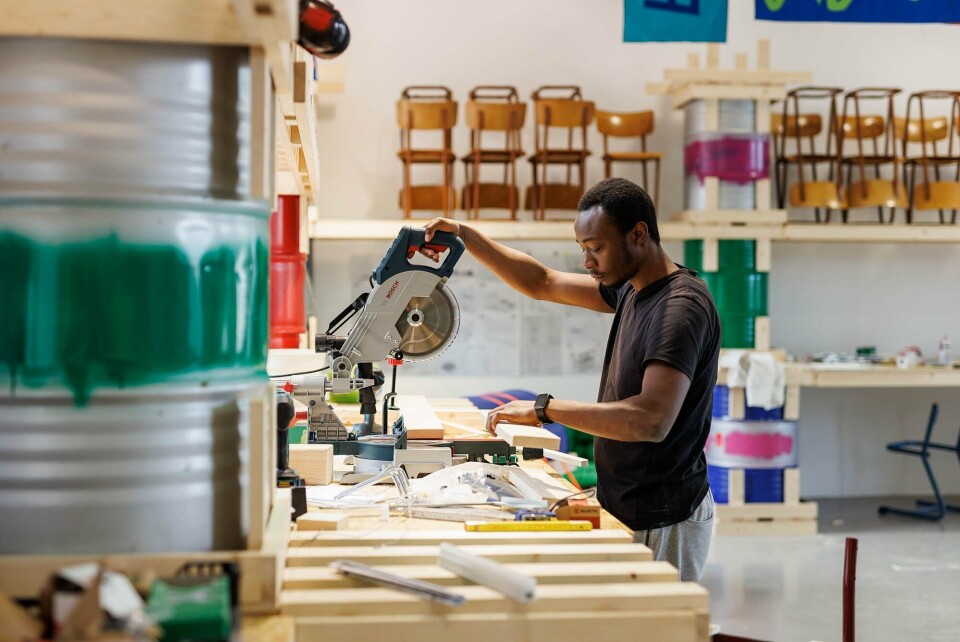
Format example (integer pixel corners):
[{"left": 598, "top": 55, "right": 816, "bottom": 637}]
[{"left": 279, "top": 226, "right": 465, "bottom": 481}]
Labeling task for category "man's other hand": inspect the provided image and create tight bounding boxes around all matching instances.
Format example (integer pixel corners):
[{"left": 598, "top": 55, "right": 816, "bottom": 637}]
[
  {"left": 485, "top": 400, "right": 540, "bottom": 436},
  {"left": 421, "top": 218, "right": 461, "bottom": 262}
]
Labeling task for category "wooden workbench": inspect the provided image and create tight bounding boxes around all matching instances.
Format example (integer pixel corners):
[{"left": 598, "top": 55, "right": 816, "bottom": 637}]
[{"left": 263, "top": 457, "right": 709, "bottom": 642}]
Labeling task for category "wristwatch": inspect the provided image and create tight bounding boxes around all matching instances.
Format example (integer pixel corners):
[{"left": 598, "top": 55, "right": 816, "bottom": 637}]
[{"left": 534, "top": 393, "right": 554, "bottom": 424}]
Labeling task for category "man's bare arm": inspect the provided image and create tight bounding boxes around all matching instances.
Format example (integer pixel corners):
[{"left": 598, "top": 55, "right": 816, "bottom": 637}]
[{"left": 424, "top": 218, "right": 614, "bottom": 313}]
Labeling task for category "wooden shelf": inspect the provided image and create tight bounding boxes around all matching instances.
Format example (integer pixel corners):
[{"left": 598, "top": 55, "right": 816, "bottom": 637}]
[
  {"left": 719, "top": 363, "right": 960, "bottom": 389},
  {"left": 310, "top": 218, "right": 960, "bottom": 244}
]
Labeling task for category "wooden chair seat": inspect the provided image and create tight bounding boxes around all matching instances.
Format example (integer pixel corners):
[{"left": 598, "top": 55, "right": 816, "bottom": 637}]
[
  {"left": 840, "top": 154, "right": 898, "bottom": 165},
  {"left": 789, "top": 181, "right": 846, "bottom": 209},
  {"left": 460, "top": 149, "right": 525, "bottom": 163},
  {"left": 780, "top": 153, "right": 837, "bottom": 164},
  {"left": 528, "top": 150, "right": 591, "bottom": 164},
  {"left": 398, "top": 149, "right": 456, "bottom": 163},
  {"left": 903, "top": 155, "right": 960, "bottom": 166},
  {"left": 397, "top": 184, "right": 456, "bottom": 212},
  {"left": 461, "top": 183, "right": 520, "bottom": 211},
  {"left": 524, "top": 183, "right": 582, "bottom": 212},
  {"left": 912, "top": 181, "right": 960, "bottom": 211},
  {"left": 603, "top": 151, "right": 662, "bottom": 162},
  {"left": 846, "top": 179, "right": 908, "bottom": 209}
]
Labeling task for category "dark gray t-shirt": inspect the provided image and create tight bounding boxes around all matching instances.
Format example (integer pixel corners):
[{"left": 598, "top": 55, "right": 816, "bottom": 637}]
[{"left": 595, "top": 267, "right": 720, "bottom": 531}]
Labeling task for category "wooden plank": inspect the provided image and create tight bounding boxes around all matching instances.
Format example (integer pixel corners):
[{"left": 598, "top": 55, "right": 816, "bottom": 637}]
[
  {"left": 754, "top": 178, "right": 772, "bottom": 211},
  {"left": 726, "top": 469, "right": 745, "bottom": 506},
  {"left": 755, "top": 237, "right": 772, "bottom": 272},
  {"left": 784, "top": 468, "right": 801, "bottom": 505},
  {"left": 285, "top": 543, "right": 652, "bottom": 567},
  {"left": 687, "top": 53, "right": 700, "bottom": 69},
  {"left": 674, "top": 209, "right": 787, "bottom": 225},
  {"left": 296, "top": 512, "right": 348, "bottom": 531},
  {"left": 727, "top": 386, "right": 746, "bottom": 421},
  {"left": 757, "top": 38, "right": 771, "bottom": 70},
  {"left": 701, "top": 238, "right": 719, "bottom": 272},
  {"left": 494, "top": 424, "right": 561, "bottom": 449},
  {"left": 703, "top": 98, "right": 719, "bottom": 133},
  {"left": 784, "top": 384, "right": 801, "bottom": 420},
  {"left": 703, "top": 177, "right": 719, "bottom": 211},
  {"left": 289, "top": 529, "right": 631, "bottom": 547},
  {"left": 283, "top": 561, "right": 678, "bottom": 590},
  {"left": 248, "top": 47, "right": 275, "bottom": 202},
  {"left": 293, "top": 610, "right": 706, "bottom": 642},
  {"left": 706, "top": 44, "right": 720, "bottom": 69},
  {"left": 0, "top": 0, "right": 249, "bottom": 44},
  {"left": 280, "top": 582, "right": 709, "bottom": 617},
  {"left": 755, "top": 98, "right": 771, "bottom": 134},
  {"left": 247, "top": 384, "right": 276, "bottom": 552},
  {"left": 735, "top": 53, "right": 748, "bottom": 70},
  {"left": 663, "top": 69, "right": 811, "bottom": 85},
  {"left": 242, "top": 616, "right": 296, "bottom": 642},
  {"left": 717, "top": 501, "right": 818, "bottom": 521},
  {"left": 754, "top": 317, "right": 771, "bottom": 352},
  {"left": 671, "top": 83, "right": 787, "bottom": 110}
]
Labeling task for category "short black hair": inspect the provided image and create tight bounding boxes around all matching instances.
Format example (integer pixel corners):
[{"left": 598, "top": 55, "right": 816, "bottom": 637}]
[{"left": 578, "top": 177, "right": 660, "bottom": 244}]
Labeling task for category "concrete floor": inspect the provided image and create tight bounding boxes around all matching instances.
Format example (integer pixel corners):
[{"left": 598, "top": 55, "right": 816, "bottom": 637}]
[{"left": 702, "top": 496, "right": 960, "bottom": 642}]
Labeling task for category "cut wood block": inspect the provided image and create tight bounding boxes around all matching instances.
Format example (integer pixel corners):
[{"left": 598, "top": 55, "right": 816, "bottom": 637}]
[
  {"left": 494, "top": 423, "right": 561, "bottom": 449},
  {"left": 296, "top": 512, "right": 348, "bottom": 532},
  {"left": 283, "top": 560, "right": 678, "bottom": 590},
  {"left": 289, "top": 444, "right": 333, "bottom": 486},
  {"left": 394, "top": 395, "right": 444, "bottom": 439}
]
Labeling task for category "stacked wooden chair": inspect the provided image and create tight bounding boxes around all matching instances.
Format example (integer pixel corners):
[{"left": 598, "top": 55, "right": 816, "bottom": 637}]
[
  {"left": 526, "top": 86, "right": 595, "bottom": 220},
  {"left": 595, "top": 110, "right": 663, "bottom": 207},
  {"left": 897, "top": 90, "right": 960, "bottom": 224},
  {"left": 461, "top": 86, "right": 527, "bottom": 220},
  {"left": 396, "top": 86, "right": 458, "bottom": 219},
  {"left": 772, "top": 86, "right": 845, "bottom": 223}
]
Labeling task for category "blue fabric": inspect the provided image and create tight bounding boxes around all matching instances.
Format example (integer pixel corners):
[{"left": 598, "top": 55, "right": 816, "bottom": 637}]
[
  {"left": 756, "top": 0, "right": 960, "bottom": 23},
  {"left": 466, "top": 389, "right": 568, "bottom": 452},
  {"left": 624, "top": 0, "right": 728, "bottom": 43}
]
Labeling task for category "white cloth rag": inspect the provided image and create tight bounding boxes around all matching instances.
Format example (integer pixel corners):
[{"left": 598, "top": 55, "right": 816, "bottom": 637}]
[{"left": 718, "top": 351, "right": 786, "bottom": 411}]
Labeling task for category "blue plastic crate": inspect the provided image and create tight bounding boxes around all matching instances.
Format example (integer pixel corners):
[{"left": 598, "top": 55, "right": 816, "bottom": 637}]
[
  {"left": 708, "top": 464, "right": 786, "bottom": 504},
  {"left": 713, "top": 385, "right": 784, "bottom": 421}
]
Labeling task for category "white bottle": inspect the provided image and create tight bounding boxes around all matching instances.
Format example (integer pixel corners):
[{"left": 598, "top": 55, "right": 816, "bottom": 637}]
[{"left": 938, "top": 335, "right": 952, "bottom": 366}]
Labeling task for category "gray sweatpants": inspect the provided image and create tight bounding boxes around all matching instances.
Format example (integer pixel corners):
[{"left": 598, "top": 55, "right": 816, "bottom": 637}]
[{"left": 633, "top": 489, "right": 714, "bottom": 582}]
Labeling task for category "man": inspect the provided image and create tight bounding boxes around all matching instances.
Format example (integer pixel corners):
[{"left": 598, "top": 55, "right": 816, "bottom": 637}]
[{"left": 423, "top": 177, "right": 720, "bottom": 581}]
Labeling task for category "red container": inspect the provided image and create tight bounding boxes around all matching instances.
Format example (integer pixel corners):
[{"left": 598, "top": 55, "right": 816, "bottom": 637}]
[
  {"left": 271, "top": 194, "right": 301, "bottom": 254},
  {"left": 269, "top": 253, "right": 307, "bottom": 348},
  {"left": 269, "top": 194, "right": 306, "bottom": 348}
]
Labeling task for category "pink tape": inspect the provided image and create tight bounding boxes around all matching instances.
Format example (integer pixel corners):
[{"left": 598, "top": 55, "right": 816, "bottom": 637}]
[
  {"left": 684, "top": 135, "right": 770, "bottom": 183},
  {"left": 721, "top": 431, "right": 794, "bottom": 461}
]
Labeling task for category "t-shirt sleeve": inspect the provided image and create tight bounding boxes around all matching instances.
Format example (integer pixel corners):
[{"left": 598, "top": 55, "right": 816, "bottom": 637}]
[
  {"left": 642, "top": 291, "right": 711, "bottom": 381},
  {"left": 598, "top": 283, "right": 620, "bottom": 310}
]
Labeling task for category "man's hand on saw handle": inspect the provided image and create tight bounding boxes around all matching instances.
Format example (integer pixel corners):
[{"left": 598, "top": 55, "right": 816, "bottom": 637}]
[{"left": 422, "top": 218, "right": 462, "bottom": 262}]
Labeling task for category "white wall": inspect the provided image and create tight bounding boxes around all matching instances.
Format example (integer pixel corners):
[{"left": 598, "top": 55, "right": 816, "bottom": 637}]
[{"left": 311, "top": 1, "right": 960, "bottom": 497}]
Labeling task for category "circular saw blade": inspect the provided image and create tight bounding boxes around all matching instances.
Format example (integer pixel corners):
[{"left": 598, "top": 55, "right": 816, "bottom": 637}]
[{"left": 395, "top": 282, "right": 459, "bottom": 362}]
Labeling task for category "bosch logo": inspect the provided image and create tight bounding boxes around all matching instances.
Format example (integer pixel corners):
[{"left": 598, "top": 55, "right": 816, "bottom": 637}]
[{"left": 385, "top": 280, "right": 400, "bottom": 299}]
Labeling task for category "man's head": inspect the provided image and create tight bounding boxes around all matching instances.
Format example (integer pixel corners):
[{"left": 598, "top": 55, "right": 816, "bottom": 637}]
[{"left": 574, "top": 178, "right": 659, "bottom": 288}]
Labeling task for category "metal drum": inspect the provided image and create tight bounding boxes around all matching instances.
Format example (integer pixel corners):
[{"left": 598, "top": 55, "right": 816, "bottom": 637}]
[
  {"left": 0, "top": 384, "right": 255, "bottom": 554},
  {"left": 0, "top": 37, "right": 269, "bottom": 554}
]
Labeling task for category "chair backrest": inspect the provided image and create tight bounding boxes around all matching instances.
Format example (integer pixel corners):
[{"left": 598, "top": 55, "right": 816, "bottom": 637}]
[
  {"left": 921, "top": 403, "right": 940, "bottom": 452},
  {"left": 894, "top": 116, "right": 949, "bottom": 143},
  {"left": 396, "top": 99, "right": 458, "bottom": 131},
  {"left": 838, "top": 115, "right": 886, "bottom": 140},
  {"left": 899, "top": 91, "right": 960, "bottom": 162},
  {"left": 466, "top": 101, "right": 526, "bottom": 132},
  {"left": 772, "top": 113, "right": 822, "bottom": 138},
  {"left": 839, "top": 87, "right": 901, "bottom": 156},
  {"left": 534, "top": 99, "right": 595, "bottom": 129},
  {"left": 596, "top": 110, "right": 654, "bottom": 138},
  {"left": 531, "top": 85, "right": 582, "bottom": 101}
]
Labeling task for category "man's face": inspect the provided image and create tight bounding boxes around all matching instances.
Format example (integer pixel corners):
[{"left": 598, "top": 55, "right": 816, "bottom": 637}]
[{"left": 574, "top": 206, "right": 643, "bottom": 288}]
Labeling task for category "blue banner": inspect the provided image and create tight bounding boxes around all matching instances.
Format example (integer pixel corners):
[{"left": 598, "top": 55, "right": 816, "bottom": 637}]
[
  {"left": 624, "top": 0, "right": 728, "bottom": 42},
  {"left": 756, "top": 0, "right": 960, "bottom": 23}
]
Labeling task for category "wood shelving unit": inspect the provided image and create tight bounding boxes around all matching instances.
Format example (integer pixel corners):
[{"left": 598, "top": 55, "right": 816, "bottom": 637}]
[{"left": 310, "top": 218, "right": 960, "bottom": 243}]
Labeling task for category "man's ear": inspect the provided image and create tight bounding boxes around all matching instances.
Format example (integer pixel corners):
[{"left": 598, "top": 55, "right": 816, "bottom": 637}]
[{"left": 631, "top": 222, "right": 649, "bottom": 245}]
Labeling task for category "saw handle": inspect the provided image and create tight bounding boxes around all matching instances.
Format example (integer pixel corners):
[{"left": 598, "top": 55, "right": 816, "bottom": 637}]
[{"left": 374, "top": 226, "right": 465, "bottom": 283}]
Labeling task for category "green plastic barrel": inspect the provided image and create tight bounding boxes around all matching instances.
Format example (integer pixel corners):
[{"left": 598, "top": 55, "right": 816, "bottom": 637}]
[
  {"left": 698, "top": 271, "right": 719, "bottom": 296},
  {"left": 720, "top": 314, "right": 756, "bottom": 349},
  {"left": 714, "top": 272, "right": 768, "bottom": 316},
  {"left": 683, "top": 240, "right": 704, "bottom": 272},
  {"left": 718, "top": 240, "right": 756, "bottom": 272}
]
